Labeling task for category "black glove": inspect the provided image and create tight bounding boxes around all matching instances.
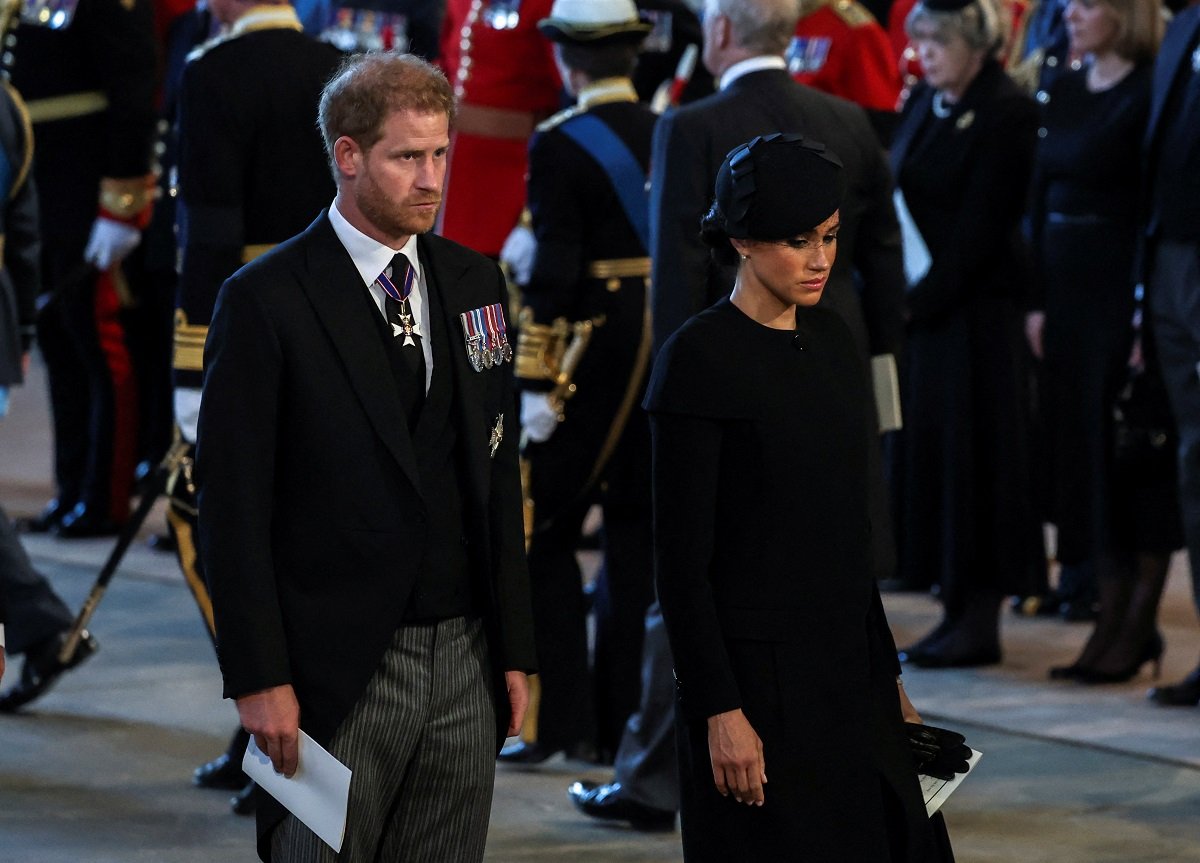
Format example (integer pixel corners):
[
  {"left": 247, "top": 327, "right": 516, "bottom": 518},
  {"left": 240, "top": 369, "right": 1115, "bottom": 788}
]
[{"left": 905, "top": 722, "right": 970, "bottom": 781}]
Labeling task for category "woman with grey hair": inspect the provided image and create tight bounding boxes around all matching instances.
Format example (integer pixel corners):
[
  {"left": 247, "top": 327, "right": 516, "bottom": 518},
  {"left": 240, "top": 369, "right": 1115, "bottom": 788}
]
[{"left": 889, "top": 0, "right": 1044, "bottom": 669}]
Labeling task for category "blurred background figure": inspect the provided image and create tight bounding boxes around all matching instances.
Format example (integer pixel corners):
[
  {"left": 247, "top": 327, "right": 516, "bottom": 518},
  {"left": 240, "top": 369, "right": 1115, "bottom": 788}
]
[
  {"left": 789, "top": 0, "right": 903, "bottom": 142},
  {"left": 1143, "top": 0, "right": 1200, "bottom": 709},
  {"left": 172, "top": 0, "right": 342, "bottom": 814},
  {"left": 1026, "top": 0, "right": 1177, "bottom": 685},
  {"left": 437, "top": 0, "right": 560, "bottom": 258},
  {"left": 6, "top": 0, "right": 158, "bottom": 538},
  {"left": 890, "top": 0, "right": 1044, "bottom": 669},
  {"left": 501, "top": 0, "right": 657, "bottom": 767},
  {"left": 0, "top": 67, "right": 100, "bottom": 712}
]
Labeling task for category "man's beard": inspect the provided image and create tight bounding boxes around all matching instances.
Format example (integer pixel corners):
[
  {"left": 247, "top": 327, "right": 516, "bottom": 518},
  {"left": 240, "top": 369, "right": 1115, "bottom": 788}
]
[{"left": 356, "top": 176, "right": 440, "bottom": 240}]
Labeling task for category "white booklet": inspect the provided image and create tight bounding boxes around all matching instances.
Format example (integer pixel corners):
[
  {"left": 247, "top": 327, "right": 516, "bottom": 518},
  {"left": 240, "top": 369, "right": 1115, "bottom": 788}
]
[
  {"left": 871, "top": 353, "right": 903, "bottom": 433},
  {"left": 243, "top": 730, "right": 352, "bottom": 852},
  {"left": 921, "top": 748, "right": 982, "bottom": 816},
  {"left": 893, "top": 188, "right": 931, "bottom": 287}
]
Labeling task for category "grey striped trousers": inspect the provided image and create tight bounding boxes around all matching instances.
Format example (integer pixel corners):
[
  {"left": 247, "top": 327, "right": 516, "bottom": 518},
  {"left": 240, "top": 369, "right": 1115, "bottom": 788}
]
[{"left": 272, "top": 616, "right": 496, "bottom": 862}]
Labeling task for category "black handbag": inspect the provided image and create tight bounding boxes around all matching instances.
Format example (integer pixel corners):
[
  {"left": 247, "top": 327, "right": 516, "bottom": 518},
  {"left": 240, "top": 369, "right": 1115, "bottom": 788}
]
[{"left": 1111, "top": 365, "right": 1177, "bottom": 478}]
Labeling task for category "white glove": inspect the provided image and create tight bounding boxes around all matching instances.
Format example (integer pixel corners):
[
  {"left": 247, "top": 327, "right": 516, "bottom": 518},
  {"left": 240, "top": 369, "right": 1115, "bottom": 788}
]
[
  {"left": 83, "top": 217, "right": 142, "bottom": 270},
  {"left": 521, "top": 391, "right": 558, "bottom": 443},
  {"left": 500, "top": 224, "right": 537, "bottom": 285}
]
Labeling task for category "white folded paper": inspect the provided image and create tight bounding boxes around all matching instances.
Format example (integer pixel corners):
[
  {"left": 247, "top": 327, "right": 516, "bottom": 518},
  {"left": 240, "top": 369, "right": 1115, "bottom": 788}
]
[
  {"left": 921, "top": 748, "right": 982, "bottom": 817},
  {"left": 893, "top": 188, "right": 931, "bottom": 287},
  {"left": 243, "top": 730, "right": 352, "bottom": 852}
]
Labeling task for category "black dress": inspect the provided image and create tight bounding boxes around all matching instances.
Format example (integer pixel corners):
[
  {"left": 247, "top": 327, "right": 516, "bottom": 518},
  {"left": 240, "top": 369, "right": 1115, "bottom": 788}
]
[
  {"left": 645, "top": 298, "right": 940, "bottom": 861},
  {"left": 1029, "top": 63, "right": 1183, "bottom": 562}
]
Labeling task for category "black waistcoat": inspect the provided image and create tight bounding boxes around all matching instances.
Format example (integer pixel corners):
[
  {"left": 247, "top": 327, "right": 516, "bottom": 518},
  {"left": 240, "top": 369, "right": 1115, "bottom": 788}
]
[{"left": 369, "top": 269, "right": 474, "bottom": 621}]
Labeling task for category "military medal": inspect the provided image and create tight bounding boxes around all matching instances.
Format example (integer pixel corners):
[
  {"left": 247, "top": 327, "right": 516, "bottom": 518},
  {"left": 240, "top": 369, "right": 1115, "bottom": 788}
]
[
  {"left": 20, "top": 0, "right": 81, "bottom": 29},
  {"left": 483, "top": 0, "right": 520, "bottom": 30},
  {"left": 459, "top": 303, "right": 513, "bottom": 372},
  {"left": 488, "top": 413, "right": 504, "bottom": 458},
  {"left": 786, "top": 36, "right": 831, "bottom": 75},
  {"left": 377, "top": 262, "right": 420, "bottom": 347}
]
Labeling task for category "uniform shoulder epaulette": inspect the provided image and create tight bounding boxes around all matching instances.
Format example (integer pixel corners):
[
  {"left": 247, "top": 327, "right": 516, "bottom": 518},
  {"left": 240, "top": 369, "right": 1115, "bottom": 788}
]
[
  {"left": 1, "top": 80, "right": 34, "bottom": 200},
  {"left": 829, "top": 0, "right": 875, "bottom": 28},
  {"left": 536, "top": 104, "right": 583, "bottom": 134}
]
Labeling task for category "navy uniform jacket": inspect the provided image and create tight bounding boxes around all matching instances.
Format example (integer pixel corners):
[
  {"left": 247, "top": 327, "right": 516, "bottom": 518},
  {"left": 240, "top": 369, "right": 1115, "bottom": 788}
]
[
  {"left": 5, "top": 0, "right": 156, "bottom": 268},
  {"left": 0, "top": 83, "right": 40, "bottom": 386},
  {"left": 519, "top": 85, "right": 656, "bottom": 519},
  {"left": 174, "top": 12, "right": 342, "bottom": 396}
]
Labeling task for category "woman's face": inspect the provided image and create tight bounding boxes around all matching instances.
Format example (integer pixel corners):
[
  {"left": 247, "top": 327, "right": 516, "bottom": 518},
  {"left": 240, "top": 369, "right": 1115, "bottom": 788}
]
[
  {"left": 736, "top": 211, "right": 840, "bottom": 309},
  {"left": 1064, "top": 0, "right": 1121, "bottom": 57},
  {"left": 911, "top": 21, "right": 985, "bottom": 96}
]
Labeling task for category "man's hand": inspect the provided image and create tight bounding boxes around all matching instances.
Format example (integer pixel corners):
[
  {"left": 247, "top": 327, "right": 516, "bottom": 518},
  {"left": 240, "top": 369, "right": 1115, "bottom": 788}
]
[
  {"left": 83, "top": 217, "right": 141, "bottom": 270},
  {"left": 520, "top": 391, "right": 558, "bottom": 443},
  {"left": 504, "top": 671, "right": 529, "bottom": 737},
  {"left": 499, "top": 224, "right": 536, "bottom": 285},
  {"left": 707, "top": 708, "right": 766, "bottom": 806},
  {"left": 236, "top": 684, "right": 301, "bottom": 777}
]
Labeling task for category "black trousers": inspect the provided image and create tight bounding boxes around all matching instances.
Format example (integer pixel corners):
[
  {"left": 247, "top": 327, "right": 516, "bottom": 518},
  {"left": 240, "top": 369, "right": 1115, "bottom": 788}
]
[{"left": 0, "top": 505, "right": 73, "bottom": 653}]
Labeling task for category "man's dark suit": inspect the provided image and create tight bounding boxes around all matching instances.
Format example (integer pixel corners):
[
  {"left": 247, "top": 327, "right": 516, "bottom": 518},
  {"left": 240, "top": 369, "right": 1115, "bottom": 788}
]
[
  {"left": 649, "top": 66, "right": 905, "bottom": 358},
  {"left": 196, "top": 212, "right": 535, "bottom": 854}
]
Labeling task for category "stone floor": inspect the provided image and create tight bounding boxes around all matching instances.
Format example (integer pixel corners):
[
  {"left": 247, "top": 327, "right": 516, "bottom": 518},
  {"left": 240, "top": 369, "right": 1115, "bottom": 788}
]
[{"left": 3, "top": 358, "right": 1200, "bottom": 862}]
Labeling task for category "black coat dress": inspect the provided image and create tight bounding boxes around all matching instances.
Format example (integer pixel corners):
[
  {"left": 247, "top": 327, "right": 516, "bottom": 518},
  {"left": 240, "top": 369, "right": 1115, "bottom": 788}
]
[
  {"left": 890, "top": 60, "right": 1044, "bottom": 606},
  {"left": 645, "top": 298, "right": 937, "bottom": 862},
  {"left": 1030, "top": 63, "right": 1182, "bottom": 563}
]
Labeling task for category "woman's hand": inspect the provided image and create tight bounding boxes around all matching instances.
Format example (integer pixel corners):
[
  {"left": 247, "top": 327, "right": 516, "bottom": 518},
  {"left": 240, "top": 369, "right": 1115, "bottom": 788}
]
[
  {"left": 897, "top": 677, "right": 922, "bottom": 724},
  {"left": 1024, "top": 311, "right": 1045, "bottom": 360},
  {"left": 707, "top": 708, "right": 767, "bottom": 806}
]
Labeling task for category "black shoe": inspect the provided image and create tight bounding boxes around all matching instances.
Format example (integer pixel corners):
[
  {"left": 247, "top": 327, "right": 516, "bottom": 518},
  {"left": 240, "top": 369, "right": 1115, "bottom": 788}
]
[
  {"left": 497, "top": 740, "right": 596, "bottom": 765},
  {"left": 16, "top": 499, "right": 71, "bottom": 534},
  {"left": 230, "top": 781, "right": 258, "bottom": 816},
  {"left": 194, "top": 752, "right": 249, "bottom": 790},
  {"left": 54, "top": 503, "right": 122, "bottom": 538},
  {"left": 1147, "top": 667, "right": 1200, "bottom": 707},
  {"left": 1078, "top": 632, "right": 1164, "bottom": 685},
  {"left": 567, "top": 780, "right": 675, "bottom": 831},
  {"left": 906, "top": 645, "right": 1001, "bottom": 669},
  {"left": 0, "top": 630, "right": 99, "bottom": 712}
]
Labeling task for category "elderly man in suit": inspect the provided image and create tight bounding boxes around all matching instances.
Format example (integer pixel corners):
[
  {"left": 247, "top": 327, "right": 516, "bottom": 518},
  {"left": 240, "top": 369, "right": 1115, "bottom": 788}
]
[
  {"left": 196, "top": 53, "right": 535, "bottom": 862},
  {"left": 569, "top": 0, "right": 907, "bottom": 830}
]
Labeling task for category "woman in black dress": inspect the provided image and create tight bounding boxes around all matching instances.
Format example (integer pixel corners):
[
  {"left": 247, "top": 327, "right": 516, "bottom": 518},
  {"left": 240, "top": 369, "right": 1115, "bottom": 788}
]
[
  {"left": 1026, "top": 0, "right": 1177, "bottom": 683},
  {"left": 890, "top": 0, "right": 1044, "bottom": 668},
  {"left": 647, "top": 134, "right": 953, "bottom": 862}
]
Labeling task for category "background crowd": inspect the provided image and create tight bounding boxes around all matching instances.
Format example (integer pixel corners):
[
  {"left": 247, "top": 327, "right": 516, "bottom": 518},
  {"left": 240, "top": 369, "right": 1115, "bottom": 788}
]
[{"left": 0, "top": 0, "right": 1198, "bottom": 845}]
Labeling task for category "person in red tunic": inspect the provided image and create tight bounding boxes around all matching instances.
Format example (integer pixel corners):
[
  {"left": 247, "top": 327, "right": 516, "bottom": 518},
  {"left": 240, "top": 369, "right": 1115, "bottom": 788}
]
[
  {"left": 437, "top": 0, "right": 562, "bottom": 257},
  {"left": 790, "top": 0, "right": 902, "bottom": 114}
]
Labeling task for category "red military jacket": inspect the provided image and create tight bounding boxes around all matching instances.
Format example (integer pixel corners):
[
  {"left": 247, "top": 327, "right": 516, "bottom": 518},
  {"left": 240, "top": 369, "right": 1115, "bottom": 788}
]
[{"left": 789, "top": 0, "right": 901, "bottom": 112}]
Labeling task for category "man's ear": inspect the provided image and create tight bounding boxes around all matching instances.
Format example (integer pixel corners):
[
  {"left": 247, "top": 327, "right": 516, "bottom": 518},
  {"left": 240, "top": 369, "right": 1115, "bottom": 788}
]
[{"left": 332, "top": 136, "right": 361, "bottom": 178}]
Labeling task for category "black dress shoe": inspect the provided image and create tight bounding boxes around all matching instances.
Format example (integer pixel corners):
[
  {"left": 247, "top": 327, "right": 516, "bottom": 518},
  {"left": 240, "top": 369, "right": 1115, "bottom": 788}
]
[
  {"left": 1147, "top": 667, "right": 1200, "bottom": 707},
  {"left": 567, "top": 781, "right": 675, "bottom": 831},
  {"left": 194, "top": 752, "right": 249, "bottom": 790},
  {"left": 16, "top": 499, "right": 71, "bottom": 534},
  {"left": 0, "top": 630, "right": 99, "bottom": 712},
  {"left": 497, "top": 740, "right": 596, "bottom": 765},
  {"left": 54, "top": 504, "right": 122, "bottom": 538},
  {"left": 230, "top": 781, "right": 258, "bottom": 816}
]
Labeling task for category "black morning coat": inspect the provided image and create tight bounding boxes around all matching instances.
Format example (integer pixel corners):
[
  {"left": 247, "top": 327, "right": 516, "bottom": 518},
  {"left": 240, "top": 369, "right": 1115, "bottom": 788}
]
[{"left": 195, "top": 213, "right": 536, "bottom": 856}]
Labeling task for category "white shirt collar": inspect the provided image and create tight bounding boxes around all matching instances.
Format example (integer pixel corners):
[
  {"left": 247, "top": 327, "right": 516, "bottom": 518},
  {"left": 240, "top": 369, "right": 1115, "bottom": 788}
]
[
  {"left": 328, "top": 197, "right": 422, "bottom": 286},
  {"left": 719, "top": 55, "right": 788, "bottom": 92}
]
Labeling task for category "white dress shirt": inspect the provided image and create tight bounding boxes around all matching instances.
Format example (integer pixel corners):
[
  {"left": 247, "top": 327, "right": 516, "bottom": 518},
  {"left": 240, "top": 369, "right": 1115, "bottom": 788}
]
[
  {"left": 329, "top": 199, "right": 433, "bottom": 392},
  {"left": 719, "top": 55, "right": 788, "bottom": 92}
]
